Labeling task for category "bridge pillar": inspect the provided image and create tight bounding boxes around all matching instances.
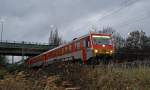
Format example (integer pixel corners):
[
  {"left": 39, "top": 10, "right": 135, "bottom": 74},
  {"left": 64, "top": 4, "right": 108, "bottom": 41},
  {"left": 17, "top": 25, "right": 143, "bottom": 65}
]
[
  {"left": 12, "top": 56, "right": 14, "bottom": 64},
  {"left": 22, "top": 56, "right": 24, "bottom": 60},
  {"left": 22, "top": 47, "right": 24, "bottom": 60}
]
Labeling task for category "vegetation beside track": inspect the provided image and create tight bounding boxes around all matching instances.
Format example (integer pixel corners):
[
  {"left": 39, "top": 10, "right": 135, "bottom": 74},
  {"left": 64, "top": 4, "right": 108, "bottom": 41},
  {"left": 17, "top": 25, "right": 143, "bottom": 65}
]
[{"left": 0, "top": 62, "right": 150, "bottom": 90}]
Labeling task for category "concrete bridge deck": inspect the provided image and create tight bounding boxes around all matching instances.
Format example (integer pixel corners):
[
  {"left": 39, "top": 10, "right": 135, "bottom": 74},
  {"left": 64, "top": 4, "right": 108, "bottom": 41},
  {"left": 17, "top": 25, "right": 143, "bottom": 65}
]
[{"left": 0, "top": 40, "right": 56, "bottom": 56}]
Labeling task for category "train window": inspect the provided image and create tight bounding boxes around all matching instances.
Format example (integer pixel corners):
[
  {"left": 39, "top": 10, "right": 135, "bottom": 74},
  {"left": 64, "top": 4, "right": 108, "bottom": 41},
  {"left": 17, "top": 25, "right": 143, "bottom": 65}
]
[
  {"left": 62, "top": 48, "right": 64, "bottom": 54},
  {"left": 52, "top": 52, "right": 54, "bottom": 57},
  {"left": 65, "top": 47, "right": 68, "bottom": 53},
  {"left": 83, "top": 40, "right": 86, "bottom": 47},
  {"left": 57, "top": 51, "right": 59, "bottom": 56},
  {"left": 55, "top": 51, "right": 57, "bottom": 56},
  {"left": 80, "top": 40, "right": 83, "bottom": 48},
  {"left": 56, "top": 50, "right": 58, "bottom": 56},
  {"left": 69, "top": 45, "right": 72, "bottom": 52},
  {"left": 58, "top": 50, "right": 60, "bottom": 55},
  {"left": 56, "top": 49, "right": 59, "bottom": 56},
  {"left": 76, "top": 41, "right": 80, "bottom": 50},
  {"left": 60, "top": 48, "right": 62, "bottom": 55},
  {"left": 59, "top": 49, "right": 61, "bottom": 55},
  {"left": 74, "top": 42, "right": 77, "bottom": 50},
  {"left": 67, "top": 46, "right": 69, "bottom": 52},
  {"left": 48, "top": 53, "right": 51, "bottom": 58},
  {"left": 53, "top": 52, "right": 55, "bottom": 56},
  {"left": 86, "top": 39, "right": 90, "bottom": 47},
  {"left": 83, "top": 38, "right": 89, "bottom": 47}
]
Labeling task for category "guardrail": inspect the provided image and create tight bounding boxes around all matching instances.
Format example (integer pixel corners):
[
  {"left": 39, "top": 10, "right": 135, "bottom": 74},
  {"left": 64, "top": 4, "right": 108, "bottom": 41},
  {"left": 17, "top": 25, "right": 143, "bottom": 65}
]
[
  {"left": 0, "top": 40, "right": 49, "bottom": 45},
  {"left": 0, "top": 40, "right": 57, "bottom": 49},
  {"left": 0, "top": 40, "right": 57, "bottom": 56}
]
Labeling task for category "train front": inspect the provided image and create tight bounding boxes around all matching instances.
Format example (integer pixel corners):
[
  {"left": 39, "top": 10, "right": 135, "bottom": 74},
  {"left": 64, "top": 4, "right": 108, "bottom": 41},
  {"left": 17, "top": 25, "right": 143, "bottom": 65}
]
[{"left": 91, "top": 34, "right": 114, "bottom": 62}]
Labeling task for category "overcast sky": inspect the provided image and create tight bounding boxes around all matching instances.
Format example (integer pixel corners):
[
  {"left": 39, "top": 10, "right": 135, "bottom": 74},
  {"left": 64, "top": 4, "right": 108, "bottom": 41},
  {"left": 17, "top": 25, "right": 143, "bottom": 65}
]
[{"left": 0, "top": 0, "right": 150, "bottom": 43}]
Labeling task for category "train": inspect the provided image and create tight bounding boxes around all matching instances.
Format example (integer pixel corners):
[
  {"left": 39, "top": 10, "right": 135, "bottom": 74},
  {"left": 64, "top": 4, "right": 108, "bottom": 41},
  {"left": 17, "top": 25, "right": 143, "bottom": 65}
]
[{"left": 26, "top": 33, "right": 114, "bottom": 67}]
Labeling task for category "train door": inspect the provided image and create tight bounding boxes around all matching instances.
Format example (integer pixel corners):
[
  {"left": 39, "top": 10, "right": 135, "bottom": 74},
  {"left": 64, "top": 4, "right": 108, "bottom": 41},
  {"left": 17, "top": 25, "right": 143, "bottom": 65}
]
[
  {"left": 71, "top": 40, "right": 76, "bottom": 62},
  {"left": 81, "top": 39, "right": 87, "bottom": 64}
]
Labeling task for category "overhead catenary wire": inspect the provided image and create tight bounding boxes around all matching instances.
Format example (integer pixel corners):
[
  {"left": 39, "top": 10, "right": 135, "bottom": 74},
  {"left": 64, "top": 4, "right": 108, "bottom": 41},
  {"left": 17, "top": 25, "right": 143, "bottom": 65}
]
[
  {"left": 73, "top": 0, "right": 143, "bottom": 37},
  {"left": 114, "top": 13, "right": 150, "bottom": 28},
  {"left": 97, "top": 0, "right": 142, "bottom": 22}
]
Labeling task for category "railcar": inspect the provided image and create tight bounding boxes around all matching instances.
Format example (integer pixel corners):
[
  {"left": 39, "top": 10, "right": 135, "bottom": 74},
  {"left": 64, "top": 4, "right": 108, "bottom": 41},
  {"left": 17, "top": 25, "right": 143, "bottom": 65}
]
[{"left": 27, "top": 33, "right": 114, "bottom": 67}]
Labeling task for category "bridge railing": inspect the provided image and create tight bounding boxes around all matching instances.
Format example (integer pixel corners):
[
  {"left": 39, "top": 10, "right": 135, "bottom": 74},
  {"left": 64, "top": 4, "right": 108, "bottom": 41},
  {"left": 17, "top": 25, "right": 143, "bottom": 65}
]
[
  {"left": 0, "top": 40, "right": 57, "bottom": 56},
  {"left": 0, "top": 40, "right": 49, "bottom": 45},
  {"left": 0, "top": 40, "right": 57, "bottom": 50}
]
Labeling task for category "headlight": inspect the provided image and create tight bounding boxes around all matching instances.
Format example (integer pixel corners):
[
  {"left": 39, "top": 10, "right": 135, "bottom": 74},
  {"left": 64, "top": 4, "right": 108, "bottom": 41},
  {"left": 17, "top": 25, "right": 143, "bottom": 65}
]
[
  {"left": 110, "top": 50, "right": 113, "bottom": 53},
  {"left": 94, "top": 49, "right": 98, "bottom": 53},
  {"left": 102, "top": 44, "right": 106, "bottom": 47}
]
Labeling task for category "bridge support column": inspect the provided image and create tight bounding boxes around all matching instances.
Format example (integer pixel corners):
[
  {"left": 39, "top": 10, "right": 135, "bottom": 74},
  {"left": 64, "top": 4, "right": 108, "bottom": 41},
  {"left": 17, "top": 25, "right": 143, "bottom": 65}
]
[
  {"left": 22, "top": 56, "right": 24, "bottom": 60},
  {"left": 12, "top": 56, "right": 14, "bottom": 64},
  {"left": 22, "top": 47, "right": 24, "bottom": 60}
]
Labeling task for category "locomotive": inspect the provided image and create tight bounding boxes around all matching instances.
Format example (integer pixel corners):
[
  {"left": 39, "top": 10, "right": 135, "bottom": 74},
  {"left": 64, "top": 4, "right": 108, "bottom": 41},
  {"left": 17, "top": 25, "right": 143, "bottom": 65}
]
[{"left": 26, "top": 33, "right": 114, "bottom": 67}]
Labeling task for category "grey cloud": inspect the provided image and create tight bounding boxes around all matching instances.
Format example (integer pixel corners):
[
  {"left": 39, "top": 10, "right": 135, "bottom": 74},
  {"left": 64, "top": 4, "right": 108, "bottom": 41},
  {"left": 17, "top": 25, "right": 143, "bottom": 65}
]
[{"left": 0, "top": 0, "right": 149, "bottom": 42}]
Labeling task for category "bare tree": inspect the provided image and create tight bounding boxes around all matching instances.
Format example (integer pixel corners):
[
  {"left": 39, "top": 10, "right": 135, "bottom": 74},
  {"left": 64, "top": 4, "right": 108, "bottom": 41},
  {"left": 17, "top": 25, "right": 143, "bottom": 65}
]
[
  {"left": 126, "top": 30, "right": 148, "bottom": 49},
  {"left": 101, "top": 27, "right": 115, "bottom": 34},
  {"left": 147, "top": 37, "right": 150, "bottom": 48},
  {"left": 49, "top": 26, "right": 62, "bottom": 46}
]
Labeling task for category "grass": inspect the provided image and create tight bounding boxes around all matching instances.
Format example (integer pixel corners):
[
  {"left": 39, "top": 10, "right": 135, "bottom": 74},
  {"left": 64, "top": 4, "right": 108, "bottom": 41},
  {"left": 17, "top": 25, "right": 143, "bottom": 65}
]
[
  {"left": 0, "top": 63, "right": 150, "bottom": 90},
  {"left": 0, "top": 67, "right": 7, "bottom": 79},
  {"left": 62, "top": 64, "right": 150, "bottom": 90}
]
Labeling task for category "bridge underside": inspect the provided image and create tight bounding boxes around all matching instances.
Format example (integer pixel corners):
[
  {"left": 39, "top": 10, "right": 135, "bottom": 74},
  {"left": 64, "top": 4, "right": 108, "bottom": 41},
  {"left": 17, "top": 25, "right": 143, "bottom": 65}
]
[
  {"left": 0, "top": 48, "right": 47, "bottom": 56},
  {"left": 0, "top": 41, "right": 56, "bottom": 56}
]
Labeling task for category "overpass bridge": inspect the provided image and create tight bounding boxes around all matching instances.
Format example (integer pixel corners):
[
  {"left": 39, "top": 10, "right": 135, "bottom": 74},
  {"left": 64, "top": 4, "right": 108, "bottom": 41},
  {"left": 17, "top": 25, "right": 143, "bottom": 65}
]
[{"left": 0, "top": 40, "right": 56, "bottom": 56}]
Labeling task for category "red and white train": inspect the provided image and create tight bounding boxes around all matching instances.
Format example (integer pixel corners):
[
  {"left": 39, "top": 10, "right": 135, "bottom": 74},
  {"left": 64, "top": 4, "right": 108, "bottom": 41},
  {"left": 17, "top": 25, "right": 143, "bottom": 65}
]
[{"left": 26, "top": 33, "right": 114, "bottom": 67}]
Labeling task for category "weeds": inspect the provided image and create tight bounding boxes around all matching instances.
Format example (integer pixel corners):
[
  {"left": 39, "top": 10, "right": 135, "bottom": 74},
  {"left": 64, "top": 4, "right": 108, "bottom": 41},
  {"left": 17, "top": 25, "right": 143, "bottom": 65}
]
[{"left": 0, "top": 64, "right": 150, "bottom": 90}]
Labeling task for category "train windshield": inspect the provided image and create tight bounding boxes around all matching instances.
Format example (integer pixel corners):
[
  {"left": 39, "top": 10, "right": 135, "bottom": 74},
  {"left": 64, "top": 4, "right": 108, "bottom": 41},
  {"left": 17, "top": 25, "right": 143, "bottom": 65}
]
[{"left": 92, "top": 35, "right": 112, "bottom": 45}]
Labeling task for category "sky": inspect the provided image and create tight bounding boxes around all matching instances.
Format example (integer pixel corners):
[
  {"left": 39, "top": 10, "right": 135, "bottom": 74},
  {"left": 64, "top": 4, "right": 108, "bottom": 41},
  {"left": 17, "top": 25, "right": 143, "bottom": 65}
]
[{"left": 0, "top": 0, "right": 150, "bottom": 43}]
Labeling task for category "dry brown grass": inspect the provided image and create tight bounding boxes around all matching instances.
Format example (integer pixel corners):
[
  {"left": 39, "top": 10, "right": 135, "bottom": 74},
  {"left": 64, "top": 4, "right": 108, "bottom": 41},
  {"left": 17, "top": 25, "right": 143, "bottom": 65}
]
[
  {"left": 0, "top": 70, "right": 65, "bottom": 90},
  {"left": 0, "top": 63, "right": 150, "bottom": 90},
  {"left": 62, "top": 64, "right": 150, "bottom": 90}
]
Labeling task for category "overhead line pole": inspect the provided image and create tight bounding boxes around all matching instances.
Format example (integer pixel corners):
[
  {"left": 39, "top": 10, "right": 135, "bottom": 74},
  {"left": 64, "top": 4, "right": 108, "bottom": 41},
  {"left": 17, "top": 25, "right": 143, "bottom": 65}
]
[{"left": 1, "top": 21, "right": 3, "bottom": 42}]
